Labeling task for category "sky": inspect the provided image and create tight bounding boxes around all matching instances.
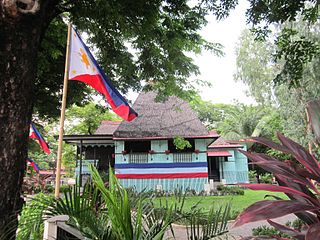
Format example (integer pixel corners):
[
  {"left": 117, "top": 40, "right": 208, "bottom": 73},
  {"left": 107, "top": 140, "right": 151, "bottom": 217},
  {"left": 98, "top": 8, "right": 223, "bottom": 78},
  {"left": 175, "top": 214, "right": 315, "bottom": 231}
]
[{"left": 192, "top": 1, "right": 255, "bottom": 105}]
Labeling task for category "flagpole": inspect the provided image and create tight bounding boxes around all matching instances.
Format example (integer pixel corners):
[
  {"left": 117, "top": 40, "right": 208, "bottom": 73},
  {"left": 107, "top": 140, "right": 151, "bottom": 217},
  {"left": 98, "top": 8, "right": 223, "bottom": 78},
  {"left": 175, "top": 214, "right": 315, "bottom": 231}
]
[{"left": 55, "top": 23, "right": 72, "bottom": 198}]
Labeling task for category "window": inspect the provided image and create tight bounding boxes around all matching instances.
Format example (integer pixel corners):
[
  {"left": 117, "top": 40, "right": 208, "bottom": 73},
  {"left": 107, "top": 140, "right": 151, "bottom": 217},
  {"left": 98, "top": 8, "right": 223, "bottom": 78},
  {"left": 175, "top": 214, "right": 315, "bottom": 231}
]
[{"left": 124, "top": 141, "right": 151, "bottom": 153}]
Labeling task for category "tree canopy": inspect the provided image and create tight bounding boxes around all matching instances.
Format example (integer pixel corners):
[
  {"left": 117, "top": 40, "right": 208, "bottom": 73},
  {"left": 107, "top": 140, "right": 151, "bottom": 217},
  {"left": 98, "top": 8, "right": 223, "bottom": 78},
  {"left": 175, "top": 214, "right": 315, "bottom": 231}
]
[{"left": 236, "top": 16, "right": 320, "bottom": 144}]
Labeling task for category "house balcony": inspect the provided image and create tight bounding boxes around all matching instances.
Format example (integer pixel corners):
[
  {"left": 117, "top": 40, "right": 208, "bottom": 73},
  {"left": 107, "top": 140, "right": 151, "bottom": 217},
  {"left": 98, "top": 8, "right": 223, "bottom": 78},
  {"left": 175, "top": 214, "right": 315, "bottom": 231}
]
[
  {"left": 122, "top": 152, "right": 197, "bottom": 163},
  {"left": 128, "top": 153, "right": 149, "bottom": 163},
  {"left": 172, "top": 152, "right": 193, "bottom": 162},
  {"left": 75, "top": 159, "right": 99, "bottom": 175}
]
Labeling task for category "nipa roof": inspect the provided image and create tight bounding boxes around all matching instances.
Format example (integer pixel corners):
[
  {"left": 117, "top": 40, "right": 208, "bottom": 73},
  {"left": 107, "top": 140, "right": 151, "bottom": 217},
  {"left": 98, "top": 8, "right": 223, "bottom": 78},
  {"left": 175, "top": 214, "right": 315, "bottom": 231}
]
[
  {"left": 95, "top": 120, "right": 121, "bottom": 135},
  {"left": 113, "top": 92, "right": 211, "bottom": 139},
  {"left": 208, "top": 137, "right": 243, "bottom": 148}
]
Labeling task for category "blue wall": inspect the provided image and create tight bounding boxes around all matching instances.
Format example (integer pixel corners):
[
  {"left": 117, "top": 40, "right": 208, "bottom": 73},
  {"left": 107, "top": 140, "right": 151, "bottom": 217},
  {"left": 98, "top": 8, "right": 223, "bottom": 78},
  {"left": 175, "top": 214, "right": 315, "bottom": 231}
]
[
  {"left": 220, "top": 145, "right": 249, "bottom": 184},
  {"left": 115, "top": 139, "right": 208, "bottom": 192}
]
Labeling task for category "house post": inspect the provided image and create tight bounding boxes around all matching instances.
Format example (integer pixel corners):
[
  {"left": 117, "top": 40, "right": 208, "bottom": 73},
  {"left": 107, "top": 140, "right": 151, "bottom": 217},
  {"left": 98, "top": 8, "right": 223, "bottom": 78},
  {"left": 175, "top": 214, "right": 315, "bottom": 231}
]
[{"left": 79, "top": 140, "right": 83, "bottom": 186}]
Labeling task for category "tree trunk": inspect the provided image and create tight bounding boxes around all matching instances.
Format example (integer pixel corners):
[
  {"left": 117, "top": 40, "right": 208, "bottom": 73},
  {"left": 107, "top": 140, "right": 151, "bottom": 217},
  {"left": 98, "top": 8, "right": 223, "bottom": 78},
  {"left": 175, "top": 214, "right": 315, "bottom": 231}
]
[{"left": 0, "top": 2, "right": 58, "bottom": 238}]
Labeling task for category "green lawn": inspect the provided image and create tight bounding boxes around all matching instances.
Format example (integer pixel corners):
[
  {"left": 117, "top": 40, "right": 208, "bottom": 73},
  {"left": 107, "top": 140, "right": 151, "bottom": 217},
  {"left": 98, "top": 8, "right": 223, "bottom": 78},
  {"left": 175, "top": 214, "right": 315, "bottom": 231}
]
[{"left": 155, "top": 190, "right": 287, "bottom": 216}]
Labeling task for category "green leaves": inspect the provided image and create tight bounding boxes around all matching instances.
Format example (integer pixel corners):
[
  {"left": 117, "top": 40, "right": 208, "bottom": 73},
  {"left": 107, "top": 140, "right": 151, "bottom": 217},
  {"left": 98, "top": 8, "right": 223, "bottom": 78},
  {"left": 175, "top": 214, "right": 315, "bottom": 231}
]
[
  {"left": 173, "top": 136, "right": 192, "bottom": 150},
  {"left": 275, "top": 28, "right": 320, "bottom": 87},
  {"left": 186, "top": 203, "right": 231, "bottom": 240},
  {"left": 67, "top": 0, "right": 223, "bottom": 100},
  {"left": 17, "top": 165, "right": 233, "bottom": 239}
]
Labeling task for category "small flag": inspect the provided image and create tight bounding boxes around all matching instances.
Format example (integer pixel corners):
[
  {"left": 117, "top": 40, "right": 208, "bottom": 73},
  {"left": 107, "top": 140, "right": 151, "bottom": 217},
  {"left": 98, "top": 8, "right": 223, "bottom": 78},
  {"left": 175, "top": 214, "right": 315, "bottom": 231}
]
[
  {"left": 29, "top": 123, "right": 51, "bottom": 154},
  {"left": 26, "top": 158, "right": 40, "bottom": 173},
  {"left": 68, "top": 27, "right": 138, "bottom": 121}
]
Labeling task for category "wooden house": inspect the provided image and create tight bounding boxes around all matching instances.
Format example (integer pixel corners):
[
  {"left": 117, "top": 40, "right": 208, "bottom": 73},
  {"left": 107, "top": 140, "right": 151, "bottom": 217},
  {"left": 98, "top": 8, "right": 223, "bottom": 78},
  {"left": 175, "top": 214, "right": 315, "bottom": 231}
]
[
  {"left": 207, "top": 137, "right": 249, "bottom": 184},
  {"left": 113, "top": 92, "right": 217, "bottom": 192},
  {"left": 63, "top": 92, "right": 249, "bottom": 191}
]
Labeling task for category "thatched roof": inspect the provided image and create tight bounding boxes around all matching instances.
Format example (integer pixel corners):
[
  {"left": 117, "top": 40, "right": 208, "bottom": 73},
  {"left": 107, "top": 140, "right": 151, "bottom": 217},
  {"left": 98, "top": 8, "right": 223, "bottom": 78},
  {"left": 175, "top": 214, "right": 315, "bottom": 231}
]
[
  {"left": 208, "top": 137, "right": 243, "bottom": 148},
  {"left": 95, "top": 121, "right": 121, "bottom": 135},
  {"left": 113, "top": 92, "right": 212, "bottom": 139}
]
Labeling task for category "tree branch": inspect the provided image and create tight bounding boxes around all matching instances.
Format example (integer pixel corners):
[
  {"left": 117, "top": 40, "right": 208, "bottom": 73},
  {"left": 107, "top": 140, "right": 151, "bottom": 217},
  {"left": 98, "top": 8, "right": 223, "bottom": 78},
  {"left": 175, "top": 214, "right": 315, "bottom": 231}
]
[{"left": 17, "top": 0, "right": 39, "bottom": 14}]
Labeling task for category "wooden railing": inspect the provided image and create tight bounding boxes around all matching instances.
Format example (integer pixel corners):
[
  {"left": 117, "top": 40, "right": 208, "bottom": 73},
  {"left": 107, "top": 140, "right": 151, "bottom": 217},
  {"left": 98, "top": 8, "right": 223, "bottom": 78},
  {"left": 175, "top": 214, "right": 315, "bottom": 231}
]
[
  {"left": 173, "top": 152, "right": 193, "bottom": 163},
  {"left": 128, "top": 153, "right": 149, "bottom": 163}
]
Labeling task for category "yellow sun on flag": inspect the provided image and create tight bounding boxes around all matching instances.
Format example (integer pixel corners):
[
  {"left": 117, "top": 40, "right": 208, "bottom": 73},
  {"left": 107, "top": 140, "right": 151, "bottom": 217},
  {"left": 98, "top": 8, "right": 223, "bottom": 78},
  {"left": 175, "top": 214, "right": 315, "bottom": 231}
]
[{"left": 79, "top": 48, "right": 90, "bottom": 69}]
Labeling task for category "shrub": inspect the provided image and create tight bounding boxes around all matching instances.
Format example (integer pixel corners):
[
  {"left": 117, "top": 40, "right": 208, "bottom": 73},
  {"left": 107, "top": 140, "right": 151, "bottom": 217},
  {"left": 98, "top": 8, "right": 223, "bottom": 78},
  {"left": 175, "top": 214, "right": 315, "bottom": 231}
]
[
  {"left": 16, "top": 167, "right": 232, "bottom": 240},
  {"left": 44, "top": 184, "right": 54, "bottom": 193},
  {"left": 185, "top": 188, "right": 197, "bottom": 196},
  {"left": 198, "top": 190, "right": 207, "bottom": 196},
  {"left": 289, "top": 219, "right": 304, "bottom": 231},
  {"left": 252, "top": 225, "right": 287, "bottom": 238},
  {"left": 252, "top": 219, "right": 304, "bottom": 238},
  {"left": 216, "top": 185, "right": 245, "bottom": 195},
  {"left": 234, "top": 133, "right": 320, "bottom": 239},
  {"left": 248, "top": 170, "right": 257, "bottom": 183},
  {"left": 259, "top": 172, "right": 273, "bottom": 184}
]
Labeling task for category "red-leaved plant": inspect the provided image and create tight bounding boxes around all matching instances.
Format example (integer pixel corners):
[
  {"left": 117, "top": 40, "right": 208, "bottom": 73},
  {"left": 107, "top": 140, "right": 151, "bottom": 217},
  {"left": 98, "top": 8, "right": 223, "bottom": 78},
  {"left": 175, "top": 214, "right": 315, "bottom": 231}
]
[{"left": 233, "top": 133, "right": 320, "bottom": 240}]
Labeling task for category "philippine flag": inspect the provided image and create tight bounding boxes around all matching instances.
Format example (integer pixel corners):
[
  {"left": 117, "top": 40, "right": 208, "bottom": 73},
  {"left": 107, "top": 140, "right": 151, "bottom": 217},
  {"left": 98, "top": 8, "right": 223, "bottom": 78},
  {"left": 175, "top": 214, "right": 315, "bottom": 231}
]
[
  {"left": 26, "top": 158, "right": 40, "bottom": 173},
  {"left": 68, "top": 27, "right": 138, "bottom": 121},
  {"left": 29, "top": 123, "right": 51, "bottom": 155}
]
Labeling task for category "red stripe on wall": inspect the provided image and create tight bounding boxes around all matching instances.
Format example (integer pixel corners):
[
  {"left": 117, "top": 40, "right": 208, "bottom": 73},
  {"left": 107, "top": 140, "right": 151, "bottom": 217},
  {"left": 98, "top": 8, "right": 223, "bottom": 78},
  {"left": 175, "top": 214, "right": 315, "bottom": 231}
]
[{"left": 115, "top": 172, "right": 208, "bottom": 179}]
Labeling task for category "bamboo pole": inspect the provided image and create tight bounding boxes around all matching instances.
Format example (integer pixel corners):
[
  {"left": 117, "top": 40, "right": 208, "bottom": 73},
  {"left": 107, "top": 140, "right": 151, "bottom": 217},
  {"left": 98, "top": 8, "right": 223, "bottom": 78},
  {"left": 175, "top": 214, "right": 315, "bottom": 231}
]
[{"left": 55, "top": 23, "right": 72, "bottom": 198}]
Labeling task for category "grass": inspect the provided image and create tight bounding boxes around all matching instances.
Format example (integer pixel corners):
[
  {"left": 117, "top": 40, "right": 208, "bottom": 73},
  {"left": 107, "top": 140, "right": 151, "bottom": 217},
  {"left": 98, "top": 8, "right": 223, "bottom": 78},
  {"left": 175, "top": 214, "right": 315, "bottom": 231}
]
[{"left": 155, "top": 190, "right": 287, "bottom": 218}]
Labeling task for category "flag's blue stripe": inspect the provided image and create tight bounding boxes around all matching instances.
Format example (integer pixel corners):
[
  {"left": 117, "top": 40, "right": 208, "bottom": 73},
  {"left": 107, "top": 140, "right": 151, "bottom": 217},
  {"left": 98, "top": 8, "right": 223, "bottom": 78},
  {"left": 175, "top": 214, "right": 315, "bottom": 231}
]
[
  {"left": 32, "top": 123, "right": 45, "bottom": 141},
  {"left": 115, "top": 162, "right": 208, "bottom": 169}
]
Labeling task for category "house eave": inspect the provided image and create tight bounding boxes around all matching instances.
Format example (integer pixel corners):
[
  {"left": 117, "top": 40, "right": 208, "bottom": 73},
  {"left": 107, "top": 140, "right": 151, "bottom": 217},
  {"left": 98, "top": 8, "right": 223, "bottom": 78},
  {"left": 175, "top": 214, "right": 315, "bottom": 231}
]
[
  {"left": 113, "top": 135, "right": 218, "bottom": 141},
  {"left": 62, "top": 134, "right": 114, "bottom": 146}
]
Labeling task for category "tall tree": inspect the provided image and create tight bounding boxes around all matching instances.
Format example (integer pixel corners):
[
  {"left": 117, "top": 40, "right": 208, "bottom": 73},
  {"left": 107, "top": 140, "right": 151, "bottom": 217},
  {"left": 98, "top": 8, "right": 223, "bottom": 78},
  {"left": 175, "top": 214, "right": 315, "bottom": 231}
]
[
  {"left": 216, "top": 103, "right": 277, "bottom": 140},
  {"left": 0, "top": 1, "right": 227, "bottom": 236},
  {"left": 235, "top": 18, "right": 320, "bottom": 145},
  {"left": 234, "top": 29, "right": 278, "bottom": 105},
  {"left": 188, "top": 93, "right": 233, "bottom": 129}
]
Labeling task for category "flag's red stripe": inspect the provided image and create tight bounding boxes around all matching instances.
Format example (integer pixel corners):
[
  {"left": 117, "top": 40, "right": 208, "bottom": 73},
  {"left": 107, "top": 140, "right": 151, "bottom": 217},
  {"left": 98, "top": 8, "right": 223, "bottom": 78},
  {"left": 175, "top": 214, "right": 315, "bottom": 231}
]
[
  {"left": 39, "top": 140, "right": 51, "bottom": 154},
  {"left": 29, "top": 124, "right": 51, "bottom": 154},
  {"left": 70, "top": 74, "right": 136, "bottom": 121},
  {"left": 70, "top": 74, "right": 117, "bottom": 108},
  {"left": 115, "top": 172, "right": 208, "bottom": 179}
]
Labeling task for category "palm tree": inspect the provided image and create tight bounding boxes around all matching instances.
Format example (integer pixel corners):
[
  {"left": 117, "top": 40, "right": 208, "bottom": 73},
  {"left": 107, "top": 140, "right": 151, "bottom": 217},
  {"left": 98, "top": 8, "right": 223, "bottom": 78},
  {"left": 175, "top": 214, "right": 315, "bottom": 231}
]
[{"left": 217, "top": 104, "right": 282, "bottom": 142}]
